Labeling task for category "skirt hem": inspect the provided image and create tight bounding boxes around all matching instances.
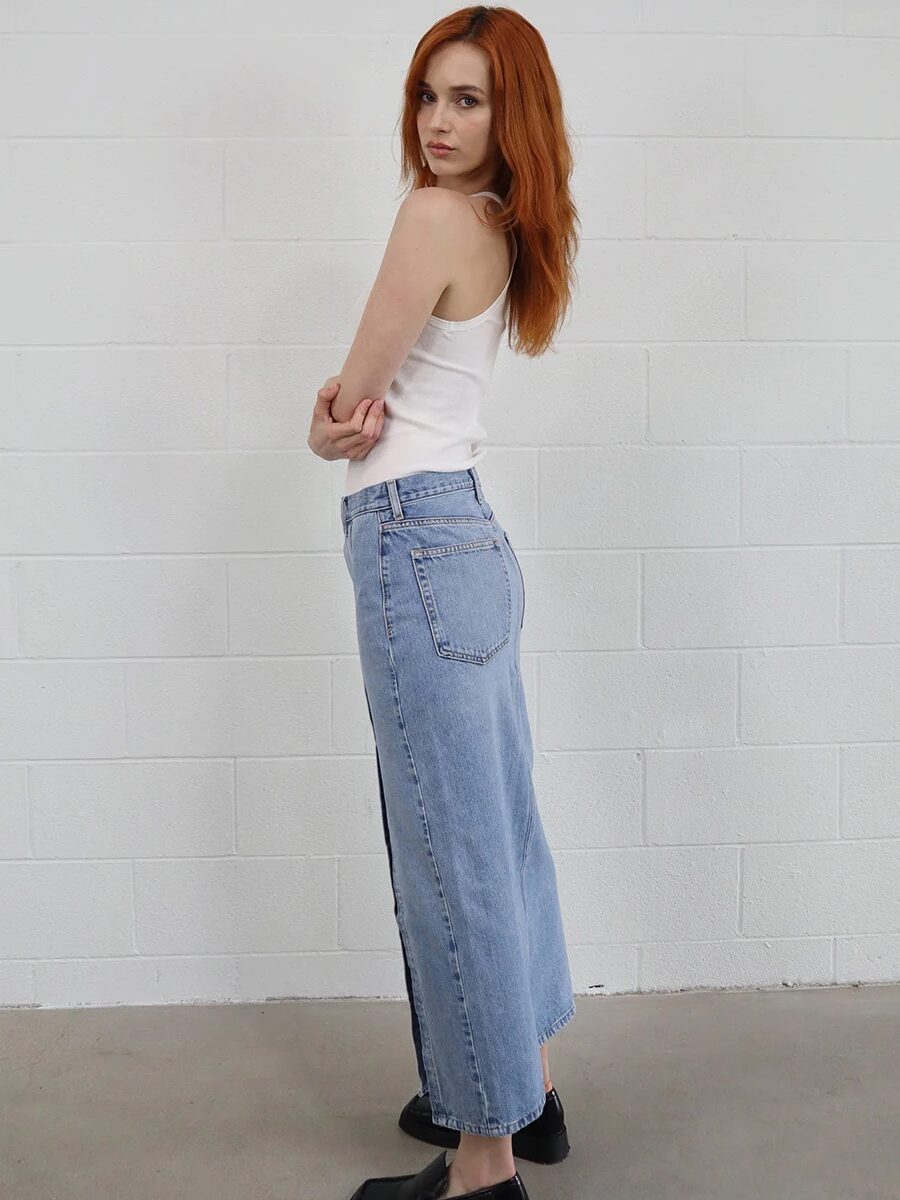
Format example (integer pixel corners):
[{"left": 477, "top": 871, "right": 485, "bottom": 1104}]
[
  {"left": 427, "top": 1000, "right": 578, "bottom": 1137},
  {"left": 537, "top": 999, "right": 577, "bottom": 1047},
  {"left": 429, "top": 1092, "right": 547, "bottom": 1138}
]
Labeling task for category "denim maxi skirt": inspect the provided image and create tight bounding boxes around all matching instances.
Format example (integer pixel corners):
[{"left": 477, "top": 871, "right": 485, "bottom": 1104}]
[{"left": 340, "top": 466, "right": 576, "bottom": 1138}]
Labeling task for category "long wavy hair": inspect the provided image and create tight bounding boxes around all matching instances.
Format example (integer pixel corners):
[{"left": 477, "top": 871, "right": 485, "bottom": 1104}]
[{"left": 396, "top": 5, "right": 580, "bottom": 357}]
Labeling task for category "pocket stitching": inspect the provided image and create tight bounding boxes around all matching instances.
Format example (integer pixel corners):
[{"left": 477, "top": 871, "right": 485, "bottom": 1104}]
[{"left": 412, "top": 537, "right": 497, "bottom": 559}]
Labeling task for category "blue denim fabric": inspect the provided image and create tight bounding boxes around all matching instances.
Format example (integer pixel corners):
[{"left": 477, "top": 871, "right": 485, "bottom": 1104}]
[{"left": 341, "top": 466, "right": 576, "bottom": 1138}]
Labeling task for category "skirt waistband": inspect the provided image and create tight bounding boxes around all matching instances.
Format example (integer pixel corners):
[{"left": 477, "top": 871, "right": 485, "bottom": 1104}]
[{"left": 341, "top": 467, "right": 486, "bottom": 533}]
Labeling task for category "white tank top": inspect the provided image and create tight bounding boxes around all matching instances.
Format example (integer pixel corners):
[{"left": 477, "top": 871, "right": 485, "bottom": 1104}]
[{"left": 342, "top": 191, "right": 517, "bottom": 496}]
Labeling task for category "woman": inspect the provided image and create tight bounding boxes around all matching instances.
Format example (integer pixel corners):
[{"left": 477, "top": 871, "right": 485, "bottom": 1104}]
[{"left": 309, "top": 8, "right": 580, "bottom": 1198}]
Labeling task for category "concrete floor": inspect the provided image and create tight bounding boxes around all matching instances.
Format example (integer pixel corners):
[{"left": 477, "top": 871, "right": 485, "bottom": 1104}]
[{"left": 1, "top": 983, "right": 897, "bottom": 1199}]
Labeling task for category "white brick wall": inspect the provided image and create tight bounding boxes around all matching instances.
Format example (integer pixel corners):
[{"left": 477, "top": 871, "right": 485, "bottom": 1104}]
[{"left": 1, "top": 3, "right": 898, "bottom": 1010}]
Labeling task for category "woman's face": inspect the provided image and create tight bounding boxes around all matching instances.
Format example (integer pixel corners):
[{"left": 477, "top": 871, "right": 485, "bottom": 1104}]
[{"left": 416, "top": 42, "right": 499, "bottom": 189}]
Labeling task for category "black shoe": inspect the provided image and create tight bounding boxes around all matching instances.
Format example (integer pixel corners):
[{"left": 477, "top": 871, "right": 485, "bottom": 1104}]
[
  {"left": 397, "top": 1088, "right": 570, "bottom": 1165},
  {"left": 350, "top": 1149, "right": 528, "bottom": 1199}
]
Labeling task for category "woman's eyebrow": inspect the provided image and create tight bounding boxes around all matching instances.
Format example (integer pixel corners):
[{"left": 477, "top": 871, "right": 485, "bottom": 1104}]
[{"left": 418, "top": 81, "right": 486, "bottom": 95}]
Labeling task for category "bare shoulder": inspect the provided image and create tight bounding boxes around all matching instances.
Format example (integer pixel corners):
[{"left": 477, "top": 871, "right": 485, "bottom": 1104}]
[
  {"left": 394, "top": 187, "right": 472, "bottom": 236},
  {"left": 401, "top": 186, "right": 470, "bottom": 215}
]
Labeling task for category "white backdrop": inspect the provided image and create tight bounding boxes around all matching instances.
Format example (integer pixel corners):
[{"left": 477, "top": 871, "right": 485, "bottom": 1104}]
[{"left": 1, "top": 0, "right": 898, "bottom": 1010}]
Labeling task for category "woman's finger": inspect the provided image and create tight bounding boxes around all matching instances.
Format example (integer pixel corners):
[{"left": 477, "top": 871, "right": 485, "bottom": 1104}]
[
  {"left": 361, "top": 399, "right": 385, "bottom": 440},
  {"left": 334, "top": 399, "right": 384, "bottom": 442},
  {"left": 313, "top": 381, "right": 340, "bottom": 414},
  {"left": 352, "top": 397, "right": 379, "bottom": 430},
  {"left": 337, "top": 402, "right": 385, "bottom": 458},
  {"left": 336, "top": 400, "right": 381, "bottom": 444}
]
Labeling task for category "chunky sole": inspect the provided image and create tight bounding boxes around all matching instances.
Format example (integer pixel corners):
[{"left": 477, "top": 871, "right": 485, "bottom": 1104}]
[{"left": 397, "top": 1100, "right": 571, "bottom": 1165}]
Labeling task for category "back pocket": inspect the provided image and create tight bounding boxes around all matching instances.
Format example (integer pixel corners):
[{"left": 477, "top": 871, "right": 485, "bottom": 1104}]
[{"left": 411, "top": 536, "right": 511, "bottom": 664}]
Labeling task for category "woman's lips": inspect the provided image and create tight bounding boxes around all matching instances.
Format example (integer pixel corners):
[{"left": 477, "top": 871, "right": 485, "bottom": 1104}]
[{"left": 428, "top": 145, "right": 455, "bottom": 157}]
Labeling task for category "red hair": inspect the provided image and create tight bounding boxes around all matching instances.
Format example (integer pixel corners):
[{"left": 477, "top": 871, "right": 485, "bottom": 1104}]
[{"left": 396, "top": 6, "right": 581, "bottom": 357}]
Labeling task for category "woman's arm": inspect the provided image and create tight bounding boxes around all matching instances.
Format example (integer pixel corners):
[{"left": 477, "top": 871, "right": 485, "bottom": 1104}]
[
  {"left": 330, "top": 188, "right": 461, "bottom": 425},
  {"left": 307, "top": 377, "right": 384, "bottom": 461}
]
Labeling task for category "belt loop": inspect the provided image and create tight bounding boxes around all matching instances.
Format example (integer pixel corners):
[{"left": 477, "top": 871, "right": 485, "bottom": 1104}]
[
  {"left": 387, "top": 478, "right": 404, "bottom": 519},
  {"left": 469, "top": 467, "right": 485, "bottom": 505},
  {"left": 340, "top": 496, "right": 349, "bottom": 534}
]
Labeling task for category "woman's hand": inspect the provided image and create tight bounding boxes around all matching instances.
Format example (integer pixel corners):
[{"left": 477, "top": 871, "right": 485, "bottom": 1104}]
[{"left": 307, "top": 376, "right": 386, "bottom": 461}]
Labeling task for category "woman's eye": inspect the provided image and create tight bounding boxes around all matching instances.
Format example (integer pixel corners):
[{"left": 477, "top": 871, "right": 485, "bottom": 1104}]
[{"left": 418, "top": 91, "right": 478, "bottom": 108}]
